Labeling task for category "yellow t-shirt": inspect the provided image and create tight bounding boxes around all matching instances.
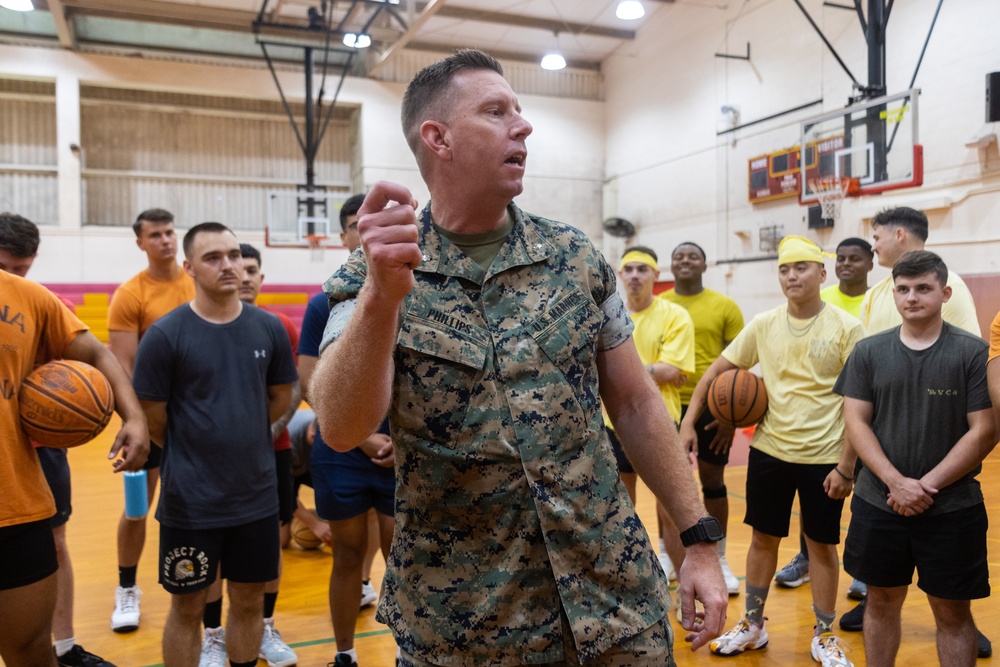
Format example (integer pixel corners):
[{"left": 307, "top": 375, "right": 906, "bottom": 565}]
[
  {"left": 859, "top": 273, "right": 981, "bottom": 337},
  {"left": 108, "top": 268, "right": 195, "bottom": 338},
  {"left": 722, "top": 303, "right": 865, "bottom": 464},
  {"left": 1, "top": 271, "right": 89, "bottom": 527},
  {"left": 606, "top": 299, "right": 695, "bottom": 426},
  {"left": 660, "top": 288, "right": 744, "bottom": 404},
  {"left": 820, "top": 284, "right": 865, "bottom": 319},
  {"left": 989, "top": 311, "right": 1000, "bottom": 363}
]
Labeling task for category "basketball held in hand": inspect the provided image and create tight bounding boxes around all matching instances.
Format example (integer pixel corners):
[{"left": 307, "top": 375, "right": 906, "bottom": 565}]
[
  {"left": 19, "top": 360, "right": 115, "bottom": 448},
  {"left": 707, "top": 369, "right": 768, "bottom": 428}
]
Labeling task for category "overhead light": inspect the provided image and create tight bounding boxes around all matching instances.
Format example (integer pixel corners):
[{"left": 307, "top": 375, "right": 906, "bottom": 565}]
[
  {"left": 0, "top": 0, "right": 34, "bottom": 11},
  {"left": 540, "top": 53, "right": 566, "bottom": 71},
  {"left": 616, "top": 0, "right": 645, "bottom": 20},
  {"left": 342, "top": 33, "right": 371, "bottom": 49}
]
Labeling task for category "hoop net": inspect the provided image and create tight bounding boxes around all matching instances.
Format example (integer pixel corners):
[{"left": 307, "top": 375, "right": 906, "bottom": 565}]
[
  {"left": 305, "top": 234, "right": 328, "bottom": 263},
  {"left": 808, "top": 177, "right": 852, "bottom": 222}
]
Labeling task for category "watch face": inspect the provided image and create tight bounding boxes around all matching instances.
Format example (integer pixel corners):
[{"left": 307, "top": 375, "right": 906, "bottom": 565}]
[{"left": 702, "top": 517, "right": 724, "bottom": 541}]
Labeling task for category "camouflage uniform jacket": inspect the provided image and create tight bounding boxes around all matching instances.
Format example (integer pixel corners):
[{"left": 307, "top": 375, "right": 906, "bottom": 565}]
[{"left": 322, "top": 203, "right": 670, "bottom": 666}]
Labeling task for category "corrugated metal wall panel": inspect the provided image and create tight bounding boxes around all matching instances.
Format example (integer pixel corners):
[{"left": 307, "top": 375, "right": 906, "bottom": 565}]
[
  {"left": 81, "top": 92, "right": 355, "bottom": 230},
  {"left": 0, "top": 98, "right": 57, "bottom": 167},
  {"left": 83, "top": 174, "right": 351, "bottom": 230},
  {"left": 0, "top": 172, "right": 59, "bottom": 224},
  {"left": 0, "top": 79, "right": 58, "bottom": 224}
]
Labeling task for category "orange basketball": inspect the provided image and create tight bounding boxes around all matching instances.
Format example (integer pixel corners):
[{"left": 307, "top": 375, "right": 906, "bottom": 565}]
[
  {"left": 707, "top": 369, "right": 768, "bottom": 428},
  {"left": 291, "top": 516, "right": 322, "bottom": 550},
  {"left": 19, "top": 360, "right": 114, "bottom": 448}
]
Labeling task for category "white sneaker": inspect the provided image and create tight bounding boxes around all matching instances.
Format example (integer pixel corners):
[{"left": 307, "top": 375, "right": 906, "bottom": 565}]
[
  {"left": 719, "top": 553, "right": 740, "bottom": 596},
  {"left": 111, "top": 585, "right": 142, "bottom": 633},
  {"left": 710, "top": 617, "right": 769, "bottom": 656},
  {"left": 657, "top": 551, "right": 676, "bottom": 581},
  {"left": 199, "top": 627, "right": 227, "bottom": 667},
  {"left": 811, "top": 632, "right": 853, "bottom": 666},
  {"left": 259, "top": 622, "right": 297, "bottom": 667},
  {"left": 360, "top": 580, "right": 378, "bottom": 609}
]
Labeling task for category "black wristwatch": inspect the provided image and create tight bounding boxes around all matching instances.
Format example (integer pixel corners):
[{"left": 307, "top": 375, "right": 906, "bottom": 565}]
[{"left": 679, "top": 516, "right": 724, "bottom": 548}]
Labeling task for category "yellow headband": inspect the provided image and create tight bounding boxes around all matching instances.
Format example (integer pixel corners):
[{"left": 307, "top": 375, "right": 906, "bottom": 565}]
[
  {"left": 777, "top": 235, "right": 834, "bottom": 266},
  {"left": 619, "top": 250, "right": 658, "bottom": 272}
]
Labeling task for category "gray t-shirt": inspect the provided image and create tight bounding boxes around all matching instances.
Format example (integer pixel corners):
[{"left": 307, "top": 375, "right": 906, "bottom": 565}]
[
  {"left": 834, "top": 324, "right": 991, "bottom": 515},
  {"left": 134, "top": 303, "right": 299, "bottom": 529}
]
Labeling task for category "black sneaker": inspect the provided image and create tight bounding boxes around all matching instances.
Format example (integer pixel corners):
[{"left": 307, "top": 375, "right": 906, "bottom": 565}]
[
  {"left": 56, "top": 645, "right": 117, "bottom": 667},
  {"left": 839, "top": 598, "right": 865, "bottom": 632},
  {"left": 978, "top": 630, "right": 992, "bottom": 658},
  {"left": 329, "top": 654, "right": 358, "bottom": 667}
]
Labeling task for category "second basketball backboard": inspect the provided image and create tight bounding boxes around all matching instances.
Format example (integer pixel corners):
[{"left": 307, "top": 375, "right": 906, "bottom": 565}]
[{"left": 800, "top": 89, "right": 923, "bottom": 204}]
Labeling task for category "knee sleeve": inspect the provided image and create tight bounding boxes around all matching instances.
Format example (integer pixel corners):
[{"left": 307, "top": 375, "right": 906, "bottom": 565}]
[{"left": 702, "top": 484, "right": 728, "bottom": 500}]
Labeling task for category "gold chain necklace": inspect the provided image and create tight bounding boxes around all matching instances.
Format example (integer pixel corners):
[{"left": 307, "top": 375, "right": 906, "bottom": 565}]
[{"left": 786, "top": 303, "right": 825, "bottom": 337}]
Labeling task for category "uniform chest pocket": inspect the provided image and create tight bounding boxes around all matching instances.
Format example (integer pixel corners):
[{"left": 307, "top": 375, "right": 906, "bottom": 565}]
[
  {"left": 529, "top": 290, "right": 604, "bottom": 368},
  {"left": 397, "top": 312, "right": 490, "bottom": 370}
]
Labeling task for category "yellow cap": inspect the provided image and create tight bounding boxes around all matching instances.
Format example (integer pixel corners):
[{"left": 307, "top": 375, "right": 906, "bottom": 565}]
[
  {"left": 777, "top": 235, "right": 834, "bottom": 266},
  {"left": 619, "top": 250, "right": 658, "bottom": 271}
]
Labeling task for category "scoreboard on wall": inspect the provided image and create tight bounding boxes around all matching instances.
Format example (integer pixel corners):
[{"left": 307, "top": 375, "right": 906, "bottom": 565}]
[{"left": 748, "top": 135, "right": 844, "bottom": 203}]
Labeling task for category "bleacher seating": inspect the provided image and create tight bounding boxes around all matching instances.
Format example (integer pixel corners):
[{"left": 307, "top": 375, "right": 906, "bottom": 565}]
[{"left": 42, "top": 283, "right": 318, "bottom": 342}]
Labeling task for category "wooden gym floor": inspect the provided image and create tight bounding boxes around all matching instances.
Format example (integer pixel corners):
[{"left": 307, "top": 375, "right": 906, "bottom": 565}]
[{"left": 8, "top": 419, "right": 1000, "bottom": 667}]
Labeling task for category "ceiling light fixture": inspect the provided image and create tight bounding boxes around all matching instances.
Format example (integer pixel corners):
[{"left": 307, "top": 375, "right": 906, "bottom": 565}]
[
  {"left": 540, "top": 53, "right": 566, "bottom": 71},
  {"left": 0, "top": 0, "right": 34, "bottom": 11},
  {"left": 342, "top": 33, "right": 371, "bottom": 49},
  {"left": 616, "top": 0, "right": 645, "bottom": 20}
]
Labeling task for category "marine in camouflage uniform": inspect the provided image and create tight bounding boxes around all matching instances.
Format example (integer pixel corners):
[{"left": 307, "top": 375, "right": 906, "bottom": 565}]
[
  {"left": 321, "top": 204, "right": 672, "bottom": 665},
  {"left": 310, "top": 48, "right": 727, "bottom": 667}
]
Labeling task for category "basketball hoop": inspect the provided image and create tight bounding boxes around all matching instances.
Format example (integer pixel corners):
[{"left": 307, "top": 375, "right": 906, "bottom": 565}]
[
  {"left": 808, "top": 177, "right": 857, "bottom": 223},
  {"left": 305, "top": 234, "right": 328, "bottom": 263}
]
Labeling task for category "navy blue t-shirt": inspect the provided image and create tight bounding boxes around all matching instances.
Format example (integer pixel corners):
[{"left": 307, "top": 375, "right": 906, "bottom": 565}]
[
  {"left": 298, "top": 290, "right": 389, "bottom": 465},
  {"left": 134, "top": 303, "right": 298, "bottom": 529}
]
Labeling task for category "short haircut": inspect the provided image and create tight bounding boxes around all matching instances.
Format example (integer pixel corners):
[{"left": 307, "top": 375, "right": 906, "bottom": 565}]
[
  {"left": 671, "top": 241, "right": 707, "bottom": 261},
  {"left": 892, "top": 250, "right": 948, "bottom": 287},
  {"left": 835, "top": 237, "right": 873, "bottom": 257},
  {"left": 401, "top": 49, "right": 504, "bottom": 154},
  {"left": 0, "top": 212, "right": 40, "bottom": 258},
  {"left": 623, "top": 245, "right": 658, "bottom": 263},
  {"left": 183, "top": 222, "right": 233, "bottom": 258},
  {"left": 132, "top": 208, "right": 174, "bottom": 237},
  {"left": 871, "top": 206, "right": 928, "bottom": 241},
  {"left": 240, "top": 242, "right": 261, "bottom": 268},
  {"left": 339, "top": 194, "right": 366, "bottom": 231}
]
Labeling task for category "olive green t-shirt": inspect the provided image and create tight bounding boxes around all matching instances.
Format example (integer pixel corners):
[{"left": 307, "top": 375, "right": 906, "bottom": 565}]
[{"left": 434, "top": 212, "right": 515, "bottom": 271}]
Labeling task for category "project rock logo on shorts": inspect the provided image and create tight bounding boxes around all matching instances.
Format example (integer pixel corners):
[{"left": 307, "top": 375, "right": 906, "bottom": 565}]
[{"left": 162, "top": 546, "right": 210, "bottom": 588}]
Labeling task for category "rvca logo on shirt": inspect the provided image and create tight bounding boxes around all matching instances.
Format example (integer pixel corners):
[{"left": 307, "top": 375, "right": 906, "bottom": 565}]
[{"left": 926, "top": 388, "right": 958, "bottom": 396}]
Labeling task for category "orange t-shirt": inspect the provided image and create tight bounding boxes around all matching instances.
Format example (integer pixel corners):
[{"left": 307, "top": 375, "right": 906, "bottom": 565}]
[
  {"left": 108, "top": 268, "right": 195, "bottom": 338},
  {"left": 1, "top": 271, "right": 89, "bottom": 527},
  {"left": 989, "top": 311, "right": 1000, "bottom": 363}
]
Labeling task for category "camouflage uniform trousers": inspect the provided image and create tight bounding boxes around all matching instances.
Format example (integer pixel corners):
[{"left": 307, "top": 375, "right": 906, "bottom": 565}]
[{"left": 397, "top": 613, "right": 675, "bottom": 667}]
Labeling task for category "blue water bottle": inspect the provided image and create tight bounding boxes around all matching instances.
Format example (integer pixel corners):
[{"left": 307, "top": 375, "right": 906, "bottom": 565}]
[{"left": 123, "top": 470, "right": 148, "bottom": 519}]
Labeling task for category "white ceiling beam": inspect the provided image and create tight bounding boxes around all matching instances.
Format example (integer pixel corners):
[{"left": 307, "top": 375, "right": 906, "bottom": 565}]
[
  {"left": 417, "top": 4, "right": 635, "bottom": 41},
  {"left": 47, "top": 0, "right": 77, "bottom": 50},
  {"left": 369, "top": 0, "right": 448, "bottom": 77}
]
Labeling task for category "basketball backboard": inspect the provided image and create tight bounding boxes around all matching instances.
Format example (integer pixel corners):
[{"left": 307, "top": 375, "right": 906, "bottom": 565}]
[
  {"left": 800, "top": 89, "right": 922, "bottom": 205},
  {"left": 265, "top": 189, "right": 350, "bottom": 248}
]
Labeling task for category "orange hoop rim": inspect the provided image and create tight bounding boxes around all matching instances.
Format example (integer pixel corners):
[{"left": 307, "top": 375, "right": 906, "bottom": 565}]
[{"left": 304, "top": 234, "right": 329, "bottom": 248}]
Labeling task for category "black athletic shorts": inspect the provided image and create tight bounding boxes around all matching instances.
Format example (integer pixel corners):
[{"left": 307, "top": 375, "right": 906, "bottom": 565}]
[
  {"left": 142, "top": 442, "right": 163, "bottom": 470},
  {"left": 159, "top": 514, "right": 280, "bottom": 594},
  {"left": 37, "top": 447, "right": 71, "bottom": 528},
  {"left": 274, "top": 449, "right": 295, "bottom": 525},
  {"left": 605, "top": 426, "right": 635, "bottom": 475},
  {"left": 0, "top": 518, "right": 58, "bottom": 590},
  {"left": 845, "top": 496, "right": 990, "bottom": 600},
  {"left": 744, "top": 448, "right": 844, "bottom": 544},
  {"left": 680, "top": 404, "right": 731, "bottom": 467}
]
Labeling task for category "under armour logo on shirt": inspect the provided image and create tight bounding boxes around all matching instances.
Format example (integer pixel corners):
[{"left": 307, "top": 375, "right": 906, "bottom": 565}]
[{"left": 255, "top": 349, "right": 266, "bottom": 358}]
